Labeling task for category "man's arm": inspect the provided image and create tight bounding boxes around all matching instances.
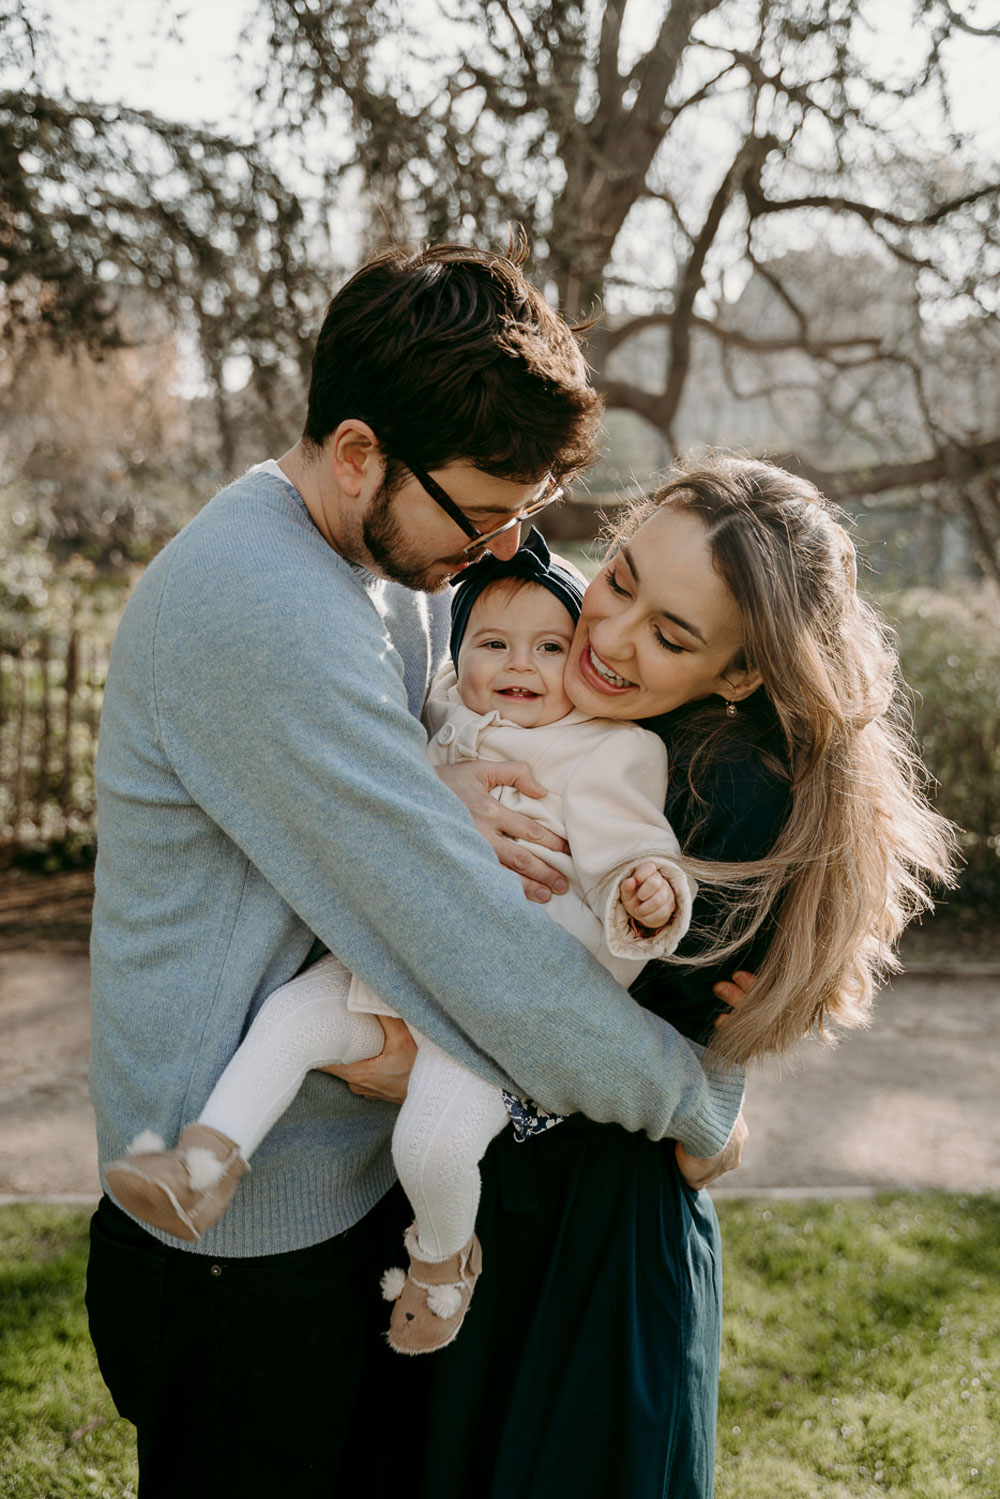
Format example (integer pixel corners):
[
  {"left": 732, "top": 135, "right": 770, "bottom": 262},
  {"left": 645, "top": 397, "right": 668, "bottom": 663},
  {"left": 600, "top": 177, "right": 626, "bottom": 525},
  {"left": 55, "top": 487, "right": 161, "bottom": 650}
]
[{"left": 152, "top": 528, "right": 743, "bottom": 1156}]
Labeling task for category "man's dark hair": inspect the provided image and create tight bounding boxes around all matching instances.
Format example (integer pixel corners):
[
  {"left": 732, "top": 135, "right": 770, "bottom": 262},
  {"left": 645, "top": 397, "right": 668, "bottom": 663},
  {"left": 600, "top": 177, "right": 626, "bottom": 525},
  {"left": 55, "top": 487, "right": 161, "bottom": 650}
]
[{"left": 303, "top": 242, "right": 603, "bottom": 482}]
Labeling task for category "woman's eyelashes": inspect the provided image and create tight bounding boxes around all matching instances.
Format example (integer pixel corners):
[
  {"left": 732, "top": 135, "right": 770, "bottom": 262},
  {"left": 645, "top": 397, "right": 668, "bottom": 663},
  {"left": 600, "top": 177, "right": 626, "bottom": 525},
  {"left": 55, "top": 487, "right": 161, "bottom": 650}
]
[{"left": 605, "top": 567, "right": 686, "bottom": 655}]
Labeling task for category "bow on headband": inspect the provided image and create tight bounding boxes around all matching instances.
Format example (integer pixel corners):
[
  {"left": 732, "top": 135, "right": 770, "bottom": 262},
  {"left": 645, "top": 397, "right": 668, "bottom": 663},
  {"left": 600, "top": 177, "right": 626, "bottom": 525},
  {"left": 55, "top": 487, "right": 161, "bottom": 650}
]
[{"left": 449, "top": 527, "right": 586, "bottom": 665}]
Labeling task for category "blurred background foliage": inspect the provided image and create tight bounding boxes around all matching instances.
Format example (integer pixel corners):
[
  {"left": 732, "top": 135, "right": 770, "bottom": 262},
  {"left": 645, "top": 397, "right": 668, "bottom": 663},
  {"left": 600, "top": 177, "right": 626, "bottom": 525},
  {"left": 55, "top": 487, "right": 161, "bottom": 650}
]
[
  {"left": 1, "top": 0, "right": 999, "bottom": 921},
  {"left": 886, "top": 585, "right": 1000, "bottom": 915}
]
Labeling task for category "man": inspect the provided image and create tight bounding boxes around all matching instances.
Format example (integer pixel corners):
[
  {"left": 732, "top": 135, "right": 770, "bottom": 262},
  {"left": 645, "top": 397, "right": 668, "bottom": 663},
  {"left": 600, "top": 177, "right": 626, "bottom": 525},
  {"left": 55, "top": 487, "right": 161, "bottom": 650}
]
[{"left": 87, "top": 243, "right": 745, "bottom": 1495}]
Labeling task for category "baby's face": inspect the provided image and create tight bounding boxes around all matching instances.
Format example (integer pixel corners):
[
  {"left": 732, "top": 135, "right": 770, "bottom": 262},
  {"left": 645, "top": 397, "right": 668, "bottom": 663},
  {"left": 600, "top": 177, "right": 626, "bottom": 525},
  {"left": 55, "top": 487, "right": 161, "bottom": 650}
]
[{"left": 456, "top": 582, "right": 576, "bottom": 727}]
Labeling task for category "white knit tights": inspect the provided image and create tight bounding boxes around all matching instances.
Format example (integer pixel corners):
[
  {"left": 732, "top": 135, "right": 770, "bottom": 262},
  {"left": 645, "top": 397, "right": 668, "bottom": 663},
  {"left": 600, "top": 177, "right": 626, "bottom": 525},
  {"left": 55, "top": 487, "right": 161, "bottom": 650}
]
[
  {"left": 198, "top": 953, "right": 384, "bottom": 1158},
  {"left": 392, "top": 1032, "right": 509, "bottom": 1261},
  {"left": 198, "top": 953, "right": 510, "bottom": 1260}
]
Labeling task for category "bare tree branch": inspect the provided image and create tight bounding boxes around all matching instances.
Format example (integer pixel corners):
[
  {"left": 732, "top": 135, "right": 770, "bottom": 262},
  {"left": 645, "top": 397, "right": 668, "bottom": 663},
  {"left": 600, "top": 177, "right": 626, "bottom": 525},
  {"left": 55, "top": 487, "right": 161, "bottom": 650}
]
[
  {"left": 771, "top": 440, "right": 1000, "bottom": 502},
  {"left": 591, "top": 0, "right": 624, "bottom": 141},
  {"left": 747, "top": 182, "right": 1000, "bottom": 232},
  {"left": 598, "top": 375, "right": 671, "bottom": 432},
  {"left": 545, "top": 440, "right": 1000, "bottom": 552},
  {"left": 553, "top": 0, "right": 727, "bottom": 311},
  {"left": 659, "top": 134, "right": 777, "bottom": 441},
  {"left": 492, "top": 0, "right": 537, "bottom": 76},
  {"left": 936, "top": 2, "right": 1000, "bottom": 38},
  {"left": 604, "top": 309, "right": 884, "bottom": 360}
]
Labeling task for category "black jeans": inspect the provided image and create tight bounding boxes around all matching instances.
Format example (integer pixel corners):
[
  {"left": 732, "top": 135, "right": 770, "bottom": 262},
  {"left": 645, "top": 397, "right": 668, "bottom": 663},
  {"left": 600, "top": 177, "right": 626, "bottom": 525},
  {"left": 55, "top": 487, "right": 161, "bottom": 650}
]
[{"left": 86, "top": 1189, "right": 426, "bottom": 1498}]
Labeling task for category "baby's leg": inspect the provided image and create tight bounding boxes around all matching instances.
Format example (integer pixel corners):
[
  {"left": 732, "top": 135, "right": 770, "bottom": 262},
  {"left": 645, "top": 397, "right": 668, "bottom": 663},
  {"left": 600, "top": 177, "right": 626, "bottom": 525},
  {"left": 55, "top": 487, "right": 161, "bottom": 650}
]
[
  {"left": 105, "top": 954, "right": 385, "bottom": 1242},
  {"left": 199, "top": 952, "right": 385, "bottom": 1157},
  {"left": 391, "top": 1034, "right": 509, "bottom": 1261}
]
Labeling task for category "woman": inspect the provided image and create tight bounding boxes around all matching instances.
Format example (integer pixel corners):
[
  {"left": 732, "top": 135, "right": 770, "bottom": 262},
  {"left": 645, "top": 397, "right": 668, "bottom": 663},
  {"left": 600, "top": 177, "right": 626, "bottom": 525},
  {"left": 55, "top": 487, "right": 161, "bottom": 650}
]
[{"left": 348, "top": 455, "right": 954, "bottom": 1498}]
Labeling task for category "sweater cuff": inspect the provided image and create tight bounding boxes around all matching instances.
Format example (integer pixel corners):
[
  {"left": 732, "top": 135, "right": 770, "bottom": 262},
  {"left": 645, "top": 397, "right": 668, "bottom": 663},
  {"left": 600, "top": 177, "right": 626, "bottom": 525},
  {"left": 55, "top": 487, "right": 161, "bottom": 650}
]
[{"left": 672, "top": 1049, "right": 745, "bottom": 1159}]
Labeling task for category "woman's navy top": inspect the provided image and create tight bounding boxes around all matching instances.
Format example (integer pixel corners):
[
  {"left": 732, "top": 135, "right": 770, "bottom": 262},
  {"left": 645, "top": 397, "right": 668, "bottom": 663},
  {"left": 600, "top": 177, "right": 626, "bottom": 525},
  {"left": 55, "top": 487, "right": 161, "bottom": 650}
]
[{"left": 631, "top": 696, "right": 792, "bottom": 1045}]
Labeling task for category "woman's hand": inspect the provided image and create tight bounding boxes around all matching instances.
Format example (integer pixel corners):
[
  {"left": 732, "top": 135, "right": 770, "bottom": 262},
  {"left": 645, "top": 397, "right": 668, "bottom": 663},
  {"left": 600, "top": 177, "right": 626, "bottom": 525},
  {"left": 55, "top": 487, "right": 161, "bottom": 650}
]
[
  {"left": 675, "top": 971, "right": 756, "bottom": 1188},
  {"left": 712, "top": 968, "right": 756, "bottom": 1022},
  {"left": 675, "top": 1110, "right": 749, "bottom": 1190},
  {"left": 320, "top": 1017, "right": 416, "bottom": 1102},
  {"left": 436, "top": 759, "right": 570, "bottom": 904}
]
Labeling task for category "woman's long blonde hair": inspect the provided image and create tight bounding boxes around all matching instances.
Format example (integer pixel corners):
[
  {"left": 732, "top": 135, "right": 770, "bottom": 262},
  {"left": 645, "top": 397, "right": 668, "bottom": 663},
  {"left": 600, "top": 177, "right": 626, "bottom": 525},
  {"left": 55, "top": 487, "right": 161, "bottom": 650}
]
[{"left": 611, "top": 456, "right": 957, "bottom": 1067}]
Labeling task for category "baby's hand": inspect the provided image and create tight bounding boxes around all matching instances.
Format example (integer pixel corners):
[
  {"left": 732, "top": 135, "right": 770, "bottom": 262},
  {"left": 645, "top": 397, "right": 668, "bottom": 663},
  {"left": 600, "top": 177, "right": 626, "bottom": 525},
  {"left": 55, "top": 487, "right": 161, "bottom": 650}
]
[{"left": 620, "top": 860, "right": 676, "bottom": 933}]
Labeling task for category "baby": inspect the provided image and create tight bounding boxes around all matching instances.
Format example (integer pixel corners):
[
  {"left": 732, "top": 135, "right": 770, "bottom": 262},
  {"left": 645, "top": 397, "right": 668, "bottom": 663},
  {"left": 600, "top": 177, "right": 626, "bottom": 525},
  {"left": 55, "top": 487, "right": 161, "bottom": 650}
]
[{"left": 106, "top": 530, "right": 695, "bottom": 1355}]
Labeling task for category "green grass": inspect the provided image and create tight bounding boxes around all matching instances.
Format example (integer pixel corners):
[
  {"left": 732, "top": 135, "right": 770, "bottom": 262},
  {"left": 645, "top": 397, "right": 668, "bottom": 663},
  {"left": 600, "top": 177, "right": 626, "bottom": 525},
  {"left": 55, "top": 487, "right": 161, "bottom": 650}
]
[
  {"left": 717, "top": 1194, "right": 999, "bottom": 1498},
  {"left": 0, "top": 1206, "right": 135, "bottom": 1499},
  {"left": 0, "top": 1196, "right": 996, "bottom": 1497}
]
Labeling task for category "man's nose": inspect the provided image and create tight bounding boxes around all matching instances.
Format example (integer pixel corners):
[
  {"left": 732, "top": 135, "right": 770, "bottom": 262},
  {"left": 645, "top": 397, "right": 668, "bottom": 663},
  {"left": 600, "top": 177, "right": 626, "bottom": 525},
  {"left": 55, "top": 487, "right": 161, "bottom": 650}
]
[{"left": 486, "top": 522, "right": 522, "bottom": 561}]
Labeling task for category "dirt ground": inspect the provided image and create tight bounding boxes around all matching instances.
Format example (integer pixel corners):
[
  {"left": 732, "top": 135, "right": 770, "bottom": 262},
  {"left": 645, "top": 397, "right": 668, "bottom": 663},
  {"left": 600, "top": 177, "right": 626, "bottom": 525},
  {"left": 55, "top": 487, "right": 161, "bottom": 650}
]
[{"left": 1, "top": 871, "right": 999, "bottom": 1200}]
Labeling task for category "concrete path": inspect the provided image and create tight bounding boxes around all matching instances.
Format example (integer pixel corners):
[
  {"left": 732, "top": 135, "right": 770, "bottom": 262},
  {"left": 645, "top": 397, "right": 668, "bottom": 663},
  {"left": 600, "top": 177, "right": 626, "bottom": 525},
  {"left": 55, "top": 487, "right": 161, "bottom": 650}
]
[
  {"left": 1, "top": 950, "right": 998, "bottom": 1200},
  {"left": 0, "top": 951, "right": 99, "bottom": 1198},
  {"left": 720, "top": 967, "right": 1000, "bottom": 1195}
]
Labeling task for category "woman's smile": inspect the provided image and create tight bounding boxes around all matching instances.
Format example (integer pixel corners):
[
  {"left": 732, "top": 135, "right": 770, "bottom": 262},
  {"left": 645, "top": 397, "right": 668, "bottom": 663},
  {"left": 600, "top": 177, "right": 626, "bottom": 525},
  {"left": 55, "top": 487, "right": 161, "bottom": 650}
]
[{"left": 581, "top": 641, "right": 634, "bottom": 692}]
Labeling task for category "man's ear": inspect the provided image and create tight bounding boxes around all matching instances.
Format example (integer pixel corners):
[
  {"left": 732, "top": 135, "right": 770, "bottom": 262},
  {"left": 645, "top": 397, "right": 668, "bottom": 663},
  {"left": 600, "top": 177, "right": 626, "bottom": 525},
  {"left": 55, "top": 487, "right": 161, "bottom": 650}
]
[
  {"left": 718, "top": 667, "right": 763, "bottom": 703},
  {"left": 329, "top": 420, "right": 379, "bottom": 497}
]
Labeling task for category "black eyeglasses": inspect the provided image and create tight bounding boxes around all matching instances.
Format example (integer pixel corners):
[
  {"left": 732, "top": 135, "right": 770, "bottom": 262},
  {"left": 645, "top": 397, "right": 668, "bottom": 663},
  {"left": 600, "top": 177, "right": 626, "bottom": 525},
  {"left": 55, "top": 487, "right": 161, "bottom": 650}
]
[{"left": 403, "top": 455, "right": 564, "bottom": 557}]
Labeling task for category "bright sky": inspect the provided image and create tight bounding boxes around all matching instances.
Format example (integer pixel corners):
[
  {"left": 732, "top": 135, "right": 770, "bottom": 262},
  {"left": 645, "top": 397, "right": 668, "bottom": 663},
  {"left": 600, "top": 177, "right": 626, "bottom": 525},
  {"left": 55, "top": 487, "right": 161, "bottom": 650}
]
[
  {"left": 37, "top": 0, "right": 258, "bottom": 131},
  {"left": 34, "top": 0, "right": 1000, "bottom": 154}
]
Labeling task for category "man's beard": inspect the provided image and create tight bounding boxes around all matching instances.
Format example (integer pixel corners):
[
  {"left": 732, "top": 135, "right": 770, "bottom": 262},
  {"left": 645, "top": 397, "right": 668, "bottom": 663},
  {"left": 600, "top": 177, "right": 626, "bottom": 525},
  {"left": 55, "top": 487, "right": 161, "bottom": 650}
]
[{"left": 362, "top": 476, "right": 463, "bottom": 593}]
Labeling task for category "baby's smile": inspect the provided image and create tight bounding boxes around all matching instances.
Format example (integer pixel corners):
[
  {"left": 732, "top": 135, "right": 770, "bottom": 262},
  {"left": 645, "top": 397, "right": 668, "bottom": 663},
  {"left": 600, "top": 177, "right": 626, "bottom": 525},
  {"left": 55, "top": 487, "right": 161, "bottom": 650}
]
[{"left": 456, "top": 581, "right": 577, "bottom": 728}]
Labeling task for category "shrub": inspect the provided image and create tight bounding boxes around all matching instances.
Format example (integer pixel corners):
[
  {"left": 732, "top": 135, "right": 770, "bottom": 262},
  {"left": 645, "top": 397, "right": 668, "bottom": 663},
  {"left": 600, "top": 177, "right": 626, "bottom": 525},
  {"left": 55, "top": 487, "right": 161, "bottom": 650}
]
[{"left": 885, "top": 584, "right": 1000, "bottom": 912}]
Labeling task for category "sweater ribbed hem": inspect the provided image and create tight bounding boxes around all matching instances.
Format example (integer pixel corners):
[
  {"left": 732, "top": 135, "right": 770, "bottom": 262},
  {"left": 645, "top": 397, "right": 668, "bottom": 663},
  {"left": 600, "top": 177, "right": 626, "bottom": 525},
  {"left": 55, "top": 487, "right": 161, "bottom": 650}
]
[
  {"left": 98, "top": 1131, "right": 397, "bottom": 1256},
  {"left": 673, "top": 1054, "right": 746, "bottom": 1159}
]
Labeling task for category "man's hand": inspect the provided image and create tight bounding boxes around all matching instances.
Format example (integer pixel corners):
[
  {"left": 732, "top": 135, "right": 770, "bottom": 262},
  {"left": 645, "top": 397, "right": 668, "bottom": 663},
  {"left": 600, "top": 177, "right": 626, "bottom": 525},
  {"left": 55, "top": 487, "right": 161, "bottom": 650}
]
[
  {"left": 320, "top": 1017, "right": 417, "bottom": 1102},
  {"left": 620, "top": 860, "right": 676, "bottom": 931},
  {"left": 436, "top": 759, "right": 569, "bottom": 904},
  {"left": 675, "top": 1110, "right": 749, "bottom": 1191}
]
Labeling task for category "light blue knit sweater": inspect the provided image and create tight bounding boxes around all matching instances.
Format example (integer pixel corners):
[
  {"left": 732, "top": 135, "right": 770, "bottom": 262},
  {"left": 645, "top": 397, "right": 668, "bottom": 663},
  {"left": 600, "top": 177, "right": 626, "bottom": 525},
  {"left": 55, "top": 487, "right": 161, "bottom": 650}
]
[{"left": 90, "top": 466, "right": 744, "bottom": 1255}]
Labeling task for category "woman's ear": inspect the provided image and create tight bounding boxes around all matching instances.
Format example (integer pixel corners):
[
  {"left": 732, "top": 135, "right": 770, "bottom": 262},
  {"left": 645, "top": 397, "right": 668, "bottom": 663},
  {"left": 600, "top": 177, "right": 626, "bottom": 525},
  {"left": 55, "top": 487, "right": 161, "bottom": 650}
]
[{"left": 718, "top": 667, "right": 763, "bottom": 704}]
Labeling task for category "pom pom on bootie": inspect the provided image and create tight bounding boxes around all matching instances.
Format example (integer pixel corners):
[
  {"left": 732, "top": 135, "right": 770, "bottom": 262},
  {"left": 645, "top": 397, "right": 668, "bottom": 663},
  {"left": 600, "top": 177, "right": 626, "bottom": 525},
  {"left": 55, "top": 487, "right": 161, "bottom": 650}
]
[{"left": 381, "top": 1266, "right": 407, "bottom": 1302}]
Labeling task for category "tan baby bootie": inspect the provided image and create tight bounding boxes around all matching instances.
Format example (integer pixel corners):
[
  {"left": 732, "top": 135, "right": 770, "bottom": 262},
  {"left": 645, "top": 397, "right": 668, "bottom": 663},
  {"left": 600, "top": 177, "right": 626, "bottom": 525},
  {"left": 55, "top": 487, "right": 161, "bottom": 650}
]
[
  {"left": 104, "top": 1124, "right": 248, "bottom": 1242},
  {"left": 381, "top": 1222, "right": 483, "bottom": 1355}
]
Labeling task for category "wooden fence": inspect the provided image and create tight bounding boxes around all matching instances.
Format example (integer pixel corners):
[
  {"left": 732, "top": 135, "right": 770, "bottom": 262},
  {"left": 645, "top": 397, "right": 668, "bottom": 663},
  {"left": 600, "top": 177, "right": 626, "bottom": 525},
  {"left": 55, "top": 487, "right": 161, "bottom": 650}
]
[{"left": 0, "top": 616, "right": 112, "bottom": 860}]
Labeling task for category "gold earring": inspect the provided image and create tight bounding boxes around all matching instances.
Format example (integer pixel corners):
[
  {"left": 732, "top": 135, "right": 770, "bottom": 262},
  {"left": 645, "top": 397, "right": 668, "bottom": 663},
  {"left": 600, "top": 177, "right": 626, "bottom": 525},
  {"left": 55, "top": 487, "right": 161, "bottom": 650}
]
[{"left": 726, "top": 700, "right": 737, "bottom": 718}]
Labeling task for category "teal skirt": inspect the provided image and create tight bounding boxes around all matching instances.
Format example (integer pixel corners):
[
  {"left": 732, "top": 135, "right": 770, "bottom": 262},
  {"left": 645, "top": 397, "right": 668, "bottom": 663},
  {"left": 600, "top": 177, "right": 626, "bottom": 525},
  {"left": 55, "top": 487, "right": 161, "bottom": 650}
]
[{"left": 408, "top": 1113, "right": 722, "bottom": 1498}]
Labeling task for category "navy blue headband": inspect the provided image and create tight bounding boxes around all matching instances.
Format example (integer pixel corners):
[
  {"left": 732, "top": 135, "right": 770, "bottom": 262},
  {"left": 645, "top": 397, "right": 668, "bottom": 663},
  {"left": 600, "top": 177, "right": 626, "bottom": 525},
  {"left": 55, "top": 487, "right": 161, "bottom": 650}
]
[{"left": 449, "top": 528, "right": 586, "bottom": 666}]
